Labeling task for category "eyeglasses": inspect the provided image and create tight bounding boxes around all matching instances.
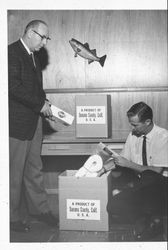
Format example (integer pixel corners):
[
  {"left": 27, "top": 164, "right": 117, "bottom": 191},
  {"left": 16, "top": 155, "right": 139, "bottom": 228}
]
[{"left": 32, "top": 30, "right": 51, "bottom": 41}]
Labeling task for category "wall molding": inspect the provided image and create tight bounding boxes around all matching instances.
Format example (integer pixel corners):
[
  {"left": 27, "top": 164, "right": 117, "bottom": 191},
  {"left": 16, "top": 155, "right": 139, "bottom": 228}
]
[{"left": 45, "top": 86, "right": 168, "bottom": 94}]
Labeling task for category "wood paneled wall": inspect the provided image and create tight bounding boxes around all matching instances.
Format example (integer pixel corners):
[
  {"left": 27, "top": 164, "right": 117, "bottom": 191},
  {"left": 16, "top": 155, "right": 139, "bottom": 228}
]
[
  {"left": 45, "top": 91, "right": 168, "bottom": 139},
  {"left": 8, "top": 10, "right": 168, "bottom": 139}
]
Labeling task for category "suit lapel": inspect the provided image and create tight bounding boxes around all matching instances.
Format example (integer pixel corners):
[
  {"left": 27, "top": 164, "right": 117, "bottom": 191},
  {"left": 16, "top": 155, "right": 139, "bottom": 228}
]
[
  {"left": 17, "top": 40, "right": 38, "bottom": 72},
  {"left": 17, "top": 40, "right": 42, "bottom": 82}
]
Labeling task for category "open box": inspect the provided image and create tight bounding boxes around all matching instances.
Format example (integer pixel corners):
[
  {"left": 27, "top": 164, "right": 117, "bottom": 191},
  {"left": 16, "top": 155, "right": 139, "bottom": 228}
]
[{"left": 58, "top": 170, "right": 112, "bottom": 231}]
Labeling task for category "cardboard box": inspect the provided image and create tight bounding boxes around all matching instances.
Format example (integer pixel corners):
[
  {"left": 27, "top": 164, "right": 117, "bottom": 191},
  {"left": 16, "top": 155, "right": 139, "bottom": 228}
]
[
  {"left": 58, "top": 170, "right": 112, "bottom": 231},
  {"left": 75, "top": 95, "right": 111, "bottom": 138}
]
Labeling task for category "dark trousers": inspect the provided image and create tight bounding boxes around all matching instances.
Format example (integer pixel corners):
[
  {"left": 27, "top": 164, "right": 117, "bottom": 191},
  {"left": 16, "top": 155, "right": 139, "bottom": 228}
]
[{"left": 107, "top": 168, "right": 168, "bottom": 221}]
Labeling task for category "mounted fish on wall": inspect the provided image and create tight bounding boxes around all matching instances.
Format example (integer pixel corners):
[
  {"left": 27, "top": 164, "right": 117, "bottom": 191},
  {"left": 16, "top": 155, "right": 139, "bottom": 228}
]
[{"left": 69, "top": 38, "right": 107, "bottom": 67}]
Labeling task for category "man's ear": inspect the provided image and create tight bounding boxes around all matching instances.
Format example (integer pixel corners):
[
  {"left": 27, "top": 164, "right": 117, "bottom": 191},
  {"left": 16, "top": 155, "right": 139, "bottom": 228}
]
[
  {"left": 145, "top": 119, "right": 151, "bottom": 126},
  {"left": 27, "top": 29, "right": 33, "bottom": 39}
]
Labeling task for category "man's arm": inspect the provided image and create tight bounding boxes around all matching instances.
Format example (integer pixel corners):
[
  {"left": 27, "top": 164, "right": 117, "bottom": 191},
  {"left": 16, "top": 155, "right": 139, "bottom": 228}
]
[
  {"left": 97, "top": 158, "right": 116, "bottom": 177},
  {"left": 112, "top": 155, "right": 163, "bottom": 174}
]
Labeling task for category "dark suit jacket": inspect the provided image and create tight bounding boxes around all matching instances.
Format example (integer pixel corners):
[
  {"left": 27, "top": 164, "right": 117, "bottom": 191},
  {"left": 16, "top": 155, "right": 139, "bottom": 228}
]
[{"left": 8, "top": 40, "right": 46, "bottom": 140}]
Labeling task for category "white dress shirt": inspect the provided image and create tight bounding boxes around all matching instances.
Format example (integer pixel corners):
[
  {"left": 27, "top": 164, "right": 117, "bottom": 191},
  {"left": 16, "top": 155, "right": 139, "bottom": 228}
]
[
  {"left": 121, "top": 124, "right": 168, "bottom": 177},
  {"left": 20, "top": 38, "right": 31, "bottom": 55}
]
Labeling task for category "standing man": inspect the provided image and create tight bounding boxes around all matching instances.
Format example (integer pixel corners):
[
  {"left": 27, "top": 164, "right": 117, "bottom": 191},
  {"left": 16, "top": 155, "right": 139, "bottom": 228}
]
[
  {"left": 8, "top": 20, "right": 57, "bottom": 232},
  {"left": 105, "top": 102, "right": 168, "bottom": 240}
]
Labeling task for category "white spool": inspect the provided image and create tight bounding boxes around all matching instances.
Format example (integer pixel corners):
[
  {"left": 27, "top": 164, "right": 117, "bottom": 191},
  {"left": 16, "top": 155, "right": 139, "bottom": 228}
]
[
  {"left": 75, "top": 154, "right": 103, "bottom": 177},
  {"left": 83, "top": 154, "right": 103, "bottom": 172}
]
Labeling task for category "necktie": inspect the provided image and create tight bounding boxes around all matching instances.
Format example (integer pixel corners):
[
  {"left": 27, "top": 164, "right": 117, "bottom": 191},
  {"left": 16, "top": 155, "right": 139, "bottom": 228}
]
[
  {"left": 30, "top": 53, "right": 36, "bottom": 67},
  {"left": 142, "top": 135, "right": 148, "bottom": 166}
]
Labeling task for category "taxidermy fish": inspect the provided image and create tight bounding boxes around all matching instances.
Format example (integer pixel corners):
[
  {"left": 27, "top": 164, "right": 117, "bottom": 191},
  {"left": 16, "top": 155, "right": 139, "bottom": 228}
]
[{"left": 69, "top": 38, "right": 107, "bottom": 67}]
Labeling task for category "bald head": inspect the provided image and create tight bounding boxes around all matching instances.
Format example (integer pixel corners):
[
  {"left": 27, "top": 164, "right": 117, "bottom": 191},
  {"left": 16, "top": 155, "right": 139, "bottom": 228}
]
[
  {"left": 24, "top": 20, "right": 48, "bottom": 35},
  {"left": 22, "top": 20, "right": 50, "bottom": 52}
]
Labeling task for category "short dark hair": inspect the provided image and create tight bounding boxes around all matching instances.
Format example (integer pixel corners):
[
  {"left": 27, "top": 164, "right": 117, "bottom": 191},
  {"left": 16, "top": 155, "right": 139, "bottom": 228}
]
[
  {"left": 127, "top": 102, "right": 153, "bottom": 122},
  {"left": 24, "top": 20, "right": 47, "bottom": 34}
]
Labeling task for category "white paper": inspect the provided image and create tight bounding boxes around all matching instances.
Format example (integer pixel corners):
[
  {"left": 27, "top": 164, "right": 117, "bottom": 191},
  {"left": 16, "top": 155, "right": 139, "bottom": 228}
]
[
  {"left": 67, "top": 199, "right": 100, "bottom": 220},
  {"left": 51, "top": 105, "right": 74, "bottom": 125}
]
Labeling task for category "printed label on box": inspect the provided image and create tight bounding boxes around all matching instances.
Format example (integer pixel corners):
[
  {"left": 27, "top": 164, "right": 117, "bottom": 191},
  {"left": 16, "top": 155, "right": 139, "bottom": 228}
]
[
  {"left": 66, "top": 199, "right": 100, "bottom": 220},
  {"left": 76, "top": 106, "right": 106, "bottom": 124}
]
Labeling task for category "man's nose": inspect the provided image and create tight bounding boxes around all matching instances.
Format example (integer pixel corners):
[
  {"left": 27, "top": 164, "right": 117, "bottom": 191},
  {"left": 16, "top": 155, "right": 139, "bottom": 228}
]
[{"left": 42, "top": 39, "right": 47, "bottom": 46}]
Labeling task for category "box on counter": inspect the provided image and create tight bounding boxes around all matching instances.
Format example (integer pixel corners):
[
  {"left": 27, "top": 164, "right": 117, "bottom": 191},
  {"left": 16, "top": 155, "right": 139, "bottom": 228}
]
[
  {"left": 75, "top": 94, "right": 111, "bottom": 138},
  {"left": 58, "top": 170, "right": 112, "bottom": 231}
]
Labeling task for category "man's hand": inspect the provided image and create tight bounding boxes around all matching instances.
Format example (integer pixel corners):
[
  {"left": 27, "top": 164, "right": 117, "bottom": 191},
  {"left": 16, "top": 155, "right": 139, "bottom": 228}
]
[
  {"left": 97, "top": 159, "right": 116, "bottom": 177},
  {"left": 40, "top": 101, "right": 53, "bottom": 117},
  {"left": 45, "top": 116, "right": 56, "bottom": 122},
  {"left": 113, "top": 155, "right": 131, "bottom": 168},
  {"left": 97, "top": 167, "right": 106, "bottom": 177}
]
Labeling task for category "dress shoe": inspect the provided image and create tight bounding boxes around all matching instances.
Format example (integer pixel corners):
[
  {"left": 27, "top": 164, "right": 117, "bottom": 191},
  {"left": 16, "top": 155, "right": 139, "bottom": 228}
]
[
  {"left": 135, "top": 218, "right": 163, "bottom": 241},
  {"left": 10, "top": 221, "right": 31, "bottom": 233},
  {"left": 37, "top": 211, "right": 58, "bottom": 226}
]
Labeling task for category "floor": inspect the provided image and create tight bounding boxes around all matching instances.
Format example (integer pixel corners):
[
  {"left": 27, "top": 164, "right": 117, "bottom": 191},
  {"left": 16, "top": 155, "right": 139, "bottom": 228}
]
[
  {"left": 10, "top": 220, "right": 136, "bottom": 242},
  {"left": 10, "top": 218, "right": 166, "bottom": 243},
  {"left": 10, "top": 194, "right": 166, "bottom": 243}
]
